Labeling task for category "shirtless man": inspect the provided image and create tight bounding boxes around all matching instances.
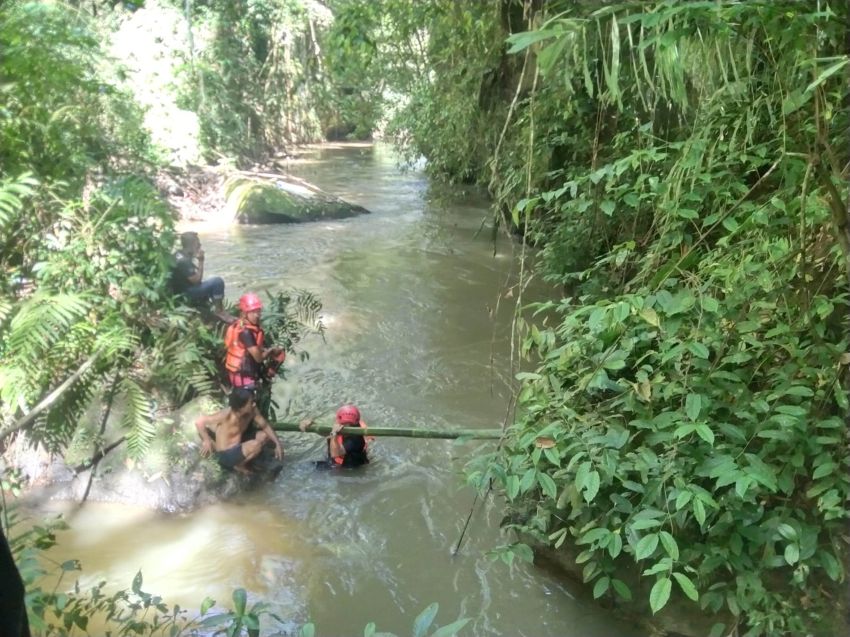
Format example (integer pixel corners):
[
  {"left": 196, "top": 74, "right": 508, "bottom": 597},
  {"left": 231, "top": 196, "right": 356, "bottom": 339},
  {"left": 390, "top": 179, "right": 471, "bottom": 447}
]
[{"left": 195, "top": 388, "right": 283, "bottom": 473}]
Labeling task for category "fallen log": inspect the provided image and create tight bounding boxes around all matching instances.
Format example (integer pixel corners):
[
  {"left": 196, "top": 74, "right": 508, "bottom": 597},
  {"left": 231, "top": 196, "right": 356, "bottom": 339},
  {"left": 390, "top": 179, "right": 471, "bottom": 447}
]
[{"left": 272, "top": 422, "right": 502, "bottom": 440}]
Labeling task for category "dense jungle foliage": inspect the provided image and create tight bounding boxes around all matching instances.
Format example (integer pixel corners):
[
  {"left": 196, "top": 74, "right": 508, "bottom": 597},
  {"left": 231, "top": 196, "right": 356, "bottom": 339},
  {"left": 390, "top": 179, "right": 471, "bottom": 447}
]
[
  {"left": 2, "top": 0, "right": 849, "bottom": 635},
  {"left": 0, "top": 1, "right": 325, "bottom": 632},
  {"left": 303, "top": 0, "right": 850, "bottom": 633},
  {"left": 329, "top": 1, "right": 850, "bottom": 635}
]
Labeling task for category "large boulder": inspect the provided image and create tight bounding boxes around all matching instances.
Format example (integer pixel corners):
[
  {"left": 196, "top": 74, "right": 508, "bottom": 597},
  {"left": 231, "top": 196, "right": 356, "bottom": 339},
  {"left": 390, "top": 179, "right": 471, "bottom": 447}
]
[{"left": 224, "top": 175, "right": 369, "bottom": 224}]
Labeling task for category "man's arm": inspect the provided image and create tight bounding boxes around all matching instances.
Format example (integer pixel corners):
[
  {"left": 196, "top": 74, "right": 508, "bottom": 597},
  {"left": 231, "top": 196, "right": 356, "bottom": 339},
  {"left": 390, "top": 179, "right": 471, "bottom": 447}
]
[
  {"left": 186, "top": 250, "right": 204, "bottom": 284},
  {"left": 195, "top": 409, "right": 226, "bottom": 456},
  {"left": 327, "top": 422, "right": 345, "bottom": 460},
  {"left": 240, "top": 330, "right": 281, "bottom": 364},
  {"left": 254, "top": 410, "right": 284, "bottom": 460}
]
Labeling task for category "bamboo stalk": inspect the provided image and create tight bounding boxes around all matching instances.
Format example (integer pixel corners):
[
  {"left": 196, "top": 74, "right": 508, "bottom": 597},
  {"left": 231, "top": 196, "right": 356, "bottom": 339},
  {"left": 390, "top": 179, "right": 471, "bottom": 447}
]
[{"left": 272, "top": 422, "right": 502, "bottom": 440}]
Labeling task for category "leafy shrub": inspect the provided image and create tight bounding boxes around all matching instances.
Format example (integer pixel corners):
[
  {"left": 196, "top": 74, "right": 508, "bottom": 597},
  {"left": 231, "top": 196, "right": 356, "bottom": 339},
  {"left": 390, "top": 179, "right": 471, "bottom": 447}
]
[{"left": 462, "top": 1, "right": 849, "bottom": 635}]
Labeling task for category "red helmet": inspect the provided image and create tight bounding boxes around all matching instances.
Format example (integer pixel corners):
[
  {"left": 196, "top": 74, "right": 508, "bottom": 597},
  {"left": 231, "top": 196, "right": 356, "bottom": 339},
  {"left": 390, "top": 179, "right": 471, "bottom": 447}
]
[
  {"left": 336, "top": 404, "right": 361, "bottom": 425},
  {"left": 239, "top": 292, "right": 263, "bottom": 313}
]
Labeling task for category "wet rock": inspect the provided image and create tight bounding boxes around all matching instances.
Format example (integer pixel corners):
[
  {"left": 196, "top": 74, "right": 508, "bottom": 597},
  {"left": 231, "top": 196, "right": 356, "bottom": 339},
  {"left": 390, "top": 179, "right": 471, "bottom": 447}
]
[
  {"left": 9, "top": 396, "right": 283, "bottom": 513},
  {"left": 224, "top": 176, "right": 369, "bottom": 224}
]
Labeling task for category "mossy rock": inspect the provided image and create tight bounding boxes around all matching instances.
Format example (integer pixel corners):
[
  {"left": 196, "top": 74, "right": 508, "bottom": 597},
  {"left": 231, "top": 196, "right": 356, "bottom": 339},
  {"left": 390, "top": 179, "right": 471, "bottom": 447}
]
[{"left": 224, "top": 176, "right": 369, "bottom": 224}]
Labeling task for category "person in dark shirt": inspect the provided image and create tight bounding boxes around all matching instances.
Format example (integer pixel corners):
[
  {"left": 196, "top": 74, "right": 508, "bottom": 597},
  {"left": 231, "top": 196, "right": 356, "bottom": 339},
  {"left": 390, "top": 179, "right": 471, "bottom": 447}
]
[
  {"left": 0, "top": 525, "right": 31, "bottom": 637},
  {"left": 172, "top": 232, "right": 230, "bottom": 320},
  {"left": 299, "top": 404, "right": 370, "bottom": 468}
]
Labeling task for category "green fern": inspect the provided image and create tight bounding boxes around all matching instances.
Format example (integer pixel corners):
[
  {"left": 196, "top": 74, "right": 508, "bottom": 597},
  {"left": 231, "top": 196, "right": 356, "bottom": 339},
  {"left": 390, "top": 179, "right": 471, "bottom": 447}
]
[
  {"left": 7, "top": 292, "right": 90, "bottom": 360},
  {"left": 38, "top": 371, "right": 101, "bottom": 452},
  {"left": 120, "top": 377, "right": 156, "bottom": 460},
  {"left": 0, "top": 173, "right": 37, "bottom": 234}
]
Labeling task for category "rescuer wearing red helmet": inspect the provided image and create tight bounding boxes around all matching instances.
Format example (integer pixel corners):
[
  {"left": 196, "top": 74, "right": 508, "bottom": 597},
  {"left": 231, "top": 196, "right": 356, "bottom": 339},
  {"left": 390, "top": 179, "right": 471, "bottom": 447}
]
[
  {"left": 224, "top": 292, "right": 284, "bottom": 394},
  {"left": 299, "top": 404, "right": 370, "bottom": 467}
]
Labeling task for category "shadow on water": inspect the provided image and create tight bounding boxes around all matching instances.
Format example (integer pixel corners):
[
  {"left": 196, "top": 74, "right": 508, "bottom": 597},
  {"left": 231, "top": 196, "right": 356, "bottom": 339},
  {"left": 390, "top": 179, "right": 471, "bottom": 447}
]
[{"left": 38, "top": 144, "right": 642, "bottom": 637}]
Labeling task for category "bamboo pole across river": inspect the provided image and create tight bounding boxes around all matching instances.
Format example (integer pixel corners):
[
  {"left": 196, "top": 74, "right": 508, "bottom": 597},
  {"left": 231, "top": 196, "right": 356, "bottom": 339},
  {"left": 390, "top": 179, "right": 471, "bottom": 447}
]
[{"left": 272, "top": 422, "right": 503, "bottom": 440}]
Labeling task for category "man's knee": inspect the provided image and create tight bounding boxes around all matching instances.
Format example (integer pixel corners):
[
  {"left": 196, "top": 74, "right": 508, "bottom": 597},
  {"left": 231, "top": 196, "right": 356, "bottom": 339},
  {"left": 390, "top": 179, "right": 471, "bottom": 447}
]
[
  {"left": 254, "top": 431, "right": 269, "bottom": 444},
  {"left": 208, "top": 277, "right": 225, "bottom": 298},
  {"left": 242, "top": 440, "right": 262, "bottom": 459}
]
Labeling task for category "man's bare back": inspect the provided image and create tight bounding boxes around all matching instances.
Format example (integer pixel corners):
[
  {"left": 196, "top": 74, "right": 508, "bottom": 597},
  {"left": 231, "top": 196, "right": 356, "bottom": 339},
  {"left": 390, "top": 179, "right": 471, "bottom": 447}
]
[{"left": 207, "top": 405, "right": 254, "bottom": 451}]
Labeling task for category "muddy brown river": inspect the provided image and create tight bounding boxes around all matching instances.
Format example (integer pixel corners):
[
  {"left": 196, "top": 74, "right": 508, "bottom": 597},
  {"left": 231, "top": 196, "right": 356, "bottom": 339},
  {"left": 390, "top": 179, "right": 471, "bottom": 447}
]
[{"left": 37, "top": 144, "right": 640, "bottom": 637}]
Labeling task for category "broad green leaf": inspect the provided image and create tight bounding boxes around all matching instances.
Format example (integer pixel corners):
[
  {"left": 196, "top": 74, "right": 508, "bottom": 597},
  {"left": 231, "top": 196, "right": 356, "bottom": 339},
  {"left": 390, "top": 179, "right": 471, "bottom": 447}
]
[
  {"left": 300, "top": 623, "right": 316, "bottom": 637},
  {"left": 593, "top": 576, "right": 610, "bottom": 599},
  {"left": 673, "top": 572, "right": 698, "bottom": 601},
  {"left": 519, "top": 468, "right": 537, "bottom": 493},
  {"left": 635, "top": 533, "right": 659, "bottom": 560},
  {"left": 413, "top": 603, "right": 439, "bottom": 637},
  {"left": 784, "top": 544, "right": 800, "bottom": 565},
  {"left": 694, "top": 424, "right": 714, "bottom": 445},
  {"left": 200, "top": 597, "right": 216, "bottom": 615},
  {"left": 659, "top": 531, "right": 679, "bottom": 561},
  {"left": 708, "top": 624, "right": 727, "bottom": 637},
  {"left": 431, "top": 618, "right": 471, "bottom": 637},
  {"left": 608, "top": 532, "right": 623, "bottom": 558},
  {"left": 583, "top": 471, "right": 600, "bottom": 502},
  {"left": 687, "top": 342, "right": 709, "bottom": 359},
  {"left": 685, "top": 393, "right": 702, "bottom": 421},
  {"left": 820, "top": 551, "right": 843, "bottom": 581},
  {"left": 630, "top": 518, "right": 662, "bottom": 531},
  {"left": 612, "top": 579, "right": 632, "bottom": 601},
  {"left": 693, "top": 499, "right": 706, "bottom": 526},
  {"left": 675, "top": 490, "right": 692, "bottom": 510},
  {"left": 232, "top": 588, "right": 247, "bottom": 616},
  {"left": 776, "top": 523, "right": 798, "bottom": 542},
  {"left": 538, "top": 472, "right": 558, "bottom": 499},
  {"left": 364, "top": 622, "right": 376, "bottom": 637},
  {"left": 639, "top": 307, "right": 660, "bottom": 327},
  {"left": 812, "top": 463, "right": 836, "bottom": 480},
  {"left": 579, "top": 527, "right": 610, "bottom": 545},
  {"left": 650, "top": 577, "right": 672, "bottom": 614}
]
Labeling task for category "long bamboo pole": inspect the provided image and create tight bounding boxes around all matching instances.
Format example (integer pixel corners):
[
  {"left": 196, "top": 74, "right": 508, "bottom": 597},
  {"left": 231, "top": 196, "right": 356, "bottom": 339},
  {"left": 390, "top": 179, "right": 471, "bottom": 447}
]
[{"left": 272, "top": 422, "right": 502, "bottom": 440}]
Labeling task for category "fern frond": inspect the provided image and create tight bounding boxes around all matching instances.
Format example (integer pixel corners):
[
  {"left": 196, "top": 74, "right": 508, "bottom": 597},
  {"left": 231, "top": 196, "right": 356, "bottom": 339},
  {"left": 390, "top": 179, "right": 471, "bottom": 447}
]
[
  {"left": 119, "top": 377, "right": 156, "bottom": 459},
  {"left": 0, "top": 173, "right": 37, "bottom": 235},
  {"left": 7, "top": 292, "right": 90, "bottom": 357},
  {"left": 37, "top": 371, "right": 101, "bottom": 452}
]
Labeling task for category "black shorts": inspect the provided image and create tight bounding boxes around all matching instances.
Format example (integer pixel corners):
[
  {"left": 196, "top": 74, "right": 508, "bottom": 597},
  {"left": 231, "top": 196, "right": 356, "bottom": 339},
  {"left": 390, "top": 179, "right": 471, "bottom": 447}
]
[{"left": 216, "top": 444, "right": 245, "bottom": 470}]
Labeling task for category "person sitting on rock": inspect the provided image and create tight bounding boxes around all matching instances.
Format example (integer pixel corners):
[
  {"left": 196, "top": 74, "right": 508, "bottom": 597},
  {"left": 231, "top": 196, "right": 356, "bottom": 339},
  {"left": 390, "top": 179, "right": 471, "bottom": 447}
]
[
  {"left": 172, "top": 231, "right": 232, "bottom": 322},
  {"left": 195, "top": 388, "right": 283, "bottom": 473},
  {"left": 300, "top": 404, "right": 370, "bottom": 468}
]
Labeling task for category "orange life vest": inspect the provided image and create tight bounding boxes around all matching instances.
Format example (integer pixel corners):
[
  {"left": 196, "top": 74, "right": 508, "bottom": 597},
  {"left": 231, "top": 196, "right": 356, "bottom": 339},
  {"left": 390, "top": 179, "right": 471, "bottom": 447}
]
[
  {"left": 331, "top": 422, "right": 369, "bottom": 466},
  {"left": 224, "top": 319, "right": 265, "bottom": 375}
]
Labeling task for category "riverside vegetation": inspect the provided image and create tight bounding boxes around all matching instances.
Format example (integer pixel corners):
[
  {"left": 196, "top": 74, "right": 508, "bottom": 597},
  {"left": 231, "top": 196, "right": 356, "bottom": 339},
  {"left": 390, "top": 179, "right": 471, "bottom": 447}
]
[{"left": 1, "top": 1, "right": 848, "bottom": 636}]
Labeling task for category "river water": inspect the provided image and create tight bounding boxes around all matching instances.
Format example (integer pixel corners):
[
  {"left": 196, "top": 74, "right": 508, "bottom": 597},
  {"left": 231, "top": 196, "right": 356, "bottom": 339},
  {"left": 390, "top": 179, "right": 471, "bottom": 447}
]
[{"left": 39, "top": 145, "right": 639, "bottom": 636}]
